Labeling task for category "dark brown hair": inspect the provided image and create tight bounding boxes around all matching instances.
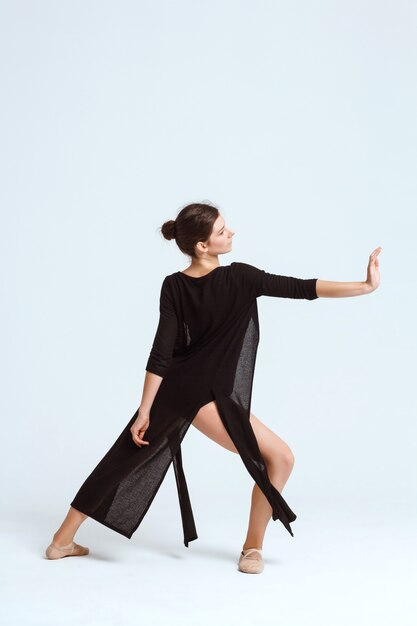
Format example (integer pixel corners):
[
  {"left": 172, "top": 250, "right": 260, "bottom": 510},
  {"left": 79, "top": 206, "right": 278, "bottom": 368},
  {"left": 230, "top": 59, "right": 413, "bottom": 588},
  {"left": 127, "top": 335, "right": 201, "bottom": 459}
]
[{"left": 160, "top": 201, "right": 220, "bottom": 258}]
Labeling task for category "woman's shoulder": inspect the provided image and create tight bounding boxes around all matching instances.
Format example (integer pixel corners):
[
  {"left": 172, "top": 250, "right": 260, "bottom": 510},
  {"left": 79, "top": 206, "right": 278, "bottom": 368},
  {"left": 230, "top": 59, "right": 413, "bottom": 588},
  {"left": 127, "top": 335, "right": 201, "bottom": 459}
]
[
  {"left": 229, "top": 261, "right": 262, "bottom": 282},
  {"left": 164, "top": 262, "right": 260, "bottom": 286},
  {"left": 230, "top": 261, "right": 259, "bottom": 273}
]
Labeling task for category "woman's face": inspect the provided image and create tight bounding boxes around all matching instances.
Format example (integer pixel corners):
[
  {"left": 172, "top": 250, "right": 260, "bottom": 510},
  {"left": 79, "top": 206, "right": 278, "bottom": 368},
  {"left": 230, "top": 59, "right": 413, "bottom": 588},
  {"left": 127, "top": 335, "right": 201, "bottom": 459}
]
[{"left": 206, "top": 214, "right": 235, "bottom": 255}]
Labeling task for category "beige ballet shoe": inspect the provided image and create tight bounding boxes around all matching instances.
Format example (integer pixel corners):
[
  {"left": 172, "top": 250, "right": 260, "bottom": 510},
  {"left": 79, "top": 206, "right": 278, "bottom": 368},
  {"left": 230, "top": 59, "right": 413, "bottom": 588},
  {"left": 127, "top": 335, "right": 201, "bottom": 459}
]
[
  {"left": 237, "top": 547, "right": 264, "bottom": 574},
  {"left": 45, "top": 540, "right": 89, "bottom": 560}
]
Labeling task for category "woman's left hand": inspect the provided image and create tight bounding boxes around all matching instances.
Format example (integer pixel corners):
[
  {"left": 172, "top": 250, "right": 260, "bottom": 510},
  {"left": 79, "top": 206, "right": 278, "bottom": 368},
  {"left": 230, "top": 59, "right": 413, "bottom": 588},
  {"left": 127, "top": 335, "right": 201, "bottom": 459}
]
[{"left": 366, "top": 246, "right": 382, "bottom": 291}]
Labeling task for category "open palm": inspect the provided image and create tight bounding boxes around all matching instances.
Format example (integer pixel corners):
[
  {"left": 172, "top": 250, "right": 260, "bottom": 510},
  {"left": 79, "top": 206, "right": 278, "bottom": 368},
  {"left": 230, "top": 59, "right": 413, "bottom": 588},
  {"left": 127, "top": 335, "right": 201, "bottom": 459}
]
[{"left": 366, "top": 246, "right": 382, "bottom": 290}]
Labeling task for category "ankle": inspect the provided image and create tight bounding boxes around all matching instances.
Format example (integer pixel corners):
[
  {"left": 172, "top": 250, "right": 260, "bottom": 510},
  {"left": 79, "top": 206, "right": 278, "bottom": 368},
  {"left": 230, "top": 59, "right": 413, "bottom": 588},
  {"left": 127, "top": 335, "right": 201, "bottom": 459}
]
[
  {"left": 53, "top": 532, "right": 74, "bottom": 547},
  {"left": 242, "top": 543, "right": 263, "bottom": 551}
]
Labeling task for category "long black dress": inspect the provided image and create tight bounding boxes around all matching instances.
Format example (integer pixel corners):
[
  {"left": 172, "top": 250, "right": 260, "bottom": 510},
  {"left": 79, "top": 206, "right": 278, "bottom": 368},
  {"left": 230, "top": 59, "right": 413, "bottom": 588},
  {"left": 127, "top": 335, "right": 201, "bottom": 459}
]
[{"left": 70, "top": 262, "right": 319, "bottom": 546}]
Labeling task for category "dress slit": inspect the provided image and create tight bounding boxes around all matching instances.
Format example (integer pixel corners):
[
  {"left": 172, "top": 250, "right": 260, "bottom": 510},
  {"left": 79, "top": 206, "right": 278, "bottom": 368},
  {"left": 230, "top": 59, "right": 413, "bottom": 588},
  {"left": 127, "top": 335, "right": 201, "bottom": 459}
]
[{"left": 210, "top": 387, "right": 296, "bottom": 537}]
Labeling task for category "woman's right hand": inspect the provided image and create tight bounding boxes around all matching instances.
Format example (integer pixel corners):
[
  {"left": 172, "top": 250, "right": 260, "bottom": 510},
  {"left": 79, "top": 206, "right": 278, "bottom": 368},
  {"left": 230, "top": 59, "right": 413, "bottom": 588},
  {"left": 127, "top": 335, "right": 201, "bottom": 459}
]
[{"left": 130, "top": 410, "right": 151, "bottom": 448}]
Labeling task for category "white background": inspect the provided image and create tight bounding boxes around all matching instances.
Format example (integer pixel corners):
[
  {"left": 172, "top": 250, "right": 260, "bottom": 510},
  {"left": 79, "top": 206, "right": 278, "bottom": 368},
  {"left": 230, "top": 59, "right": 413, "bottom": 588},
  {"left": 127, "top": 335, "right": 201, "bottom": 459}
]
[{"left": 1, "top": 1, "right": 416, "bottom": 625}]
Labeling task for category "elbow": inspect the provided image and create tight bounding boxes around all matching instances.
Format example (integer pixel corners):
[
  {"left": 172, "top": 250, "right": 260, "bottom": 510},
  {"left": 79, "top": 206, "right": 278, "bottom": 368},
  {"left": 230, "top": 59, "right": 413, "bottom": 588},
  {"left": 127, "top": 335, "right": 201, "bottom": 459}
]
[{"left": 145, "top": 351, "right": 172, "bottom": 378}]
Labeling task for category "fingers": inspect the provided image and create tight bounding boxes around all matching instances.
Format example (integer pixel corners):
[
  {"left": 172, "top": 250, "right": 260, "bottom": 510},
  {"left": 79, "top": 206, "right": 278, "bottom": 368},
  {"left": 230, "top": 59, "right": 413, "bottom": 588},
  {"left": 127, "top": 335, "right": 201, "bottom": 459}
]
[
  {"left": 133, "top": 437, "right": 149, "bottom": 448},
  {"left": 130, "top": 428, "right": 150, "bottom": 448},
  {"left": 370, "top": 246, "right": 382, "bottom": 258}
]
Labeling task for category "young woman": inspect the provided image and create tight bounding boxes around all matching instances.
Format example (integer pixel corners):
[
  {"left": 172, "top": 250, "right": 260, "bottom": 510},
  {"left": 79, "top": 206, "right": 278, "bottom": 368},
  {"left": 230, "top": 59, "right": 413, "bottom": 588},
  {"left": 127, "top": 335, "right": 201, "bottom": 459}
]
[{"left": 45, "top": 202, "right": 381, "bottom": 574}]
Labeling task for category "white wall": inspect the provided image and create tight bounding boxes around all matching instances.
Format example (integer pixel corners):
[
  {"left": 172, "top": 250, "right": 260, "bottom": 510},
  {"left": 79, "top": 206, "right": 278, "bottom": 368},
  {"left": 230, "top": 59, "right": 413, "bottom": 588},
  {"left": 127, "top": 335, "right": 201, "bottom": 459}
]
[{"left": 0, "top": 1, "right": 415, "bottom": 624}]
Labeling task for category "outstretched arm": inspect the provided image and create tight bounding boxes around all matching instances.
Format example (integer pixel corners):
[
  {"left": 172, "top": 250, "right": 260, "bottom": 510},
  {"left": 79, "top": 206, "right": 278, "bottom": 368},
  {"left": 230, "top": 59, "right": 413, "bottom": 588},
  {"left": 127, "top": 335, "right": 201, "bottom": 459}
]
[{"left": 316, "top": 246, "right": 382, "bottom": 298}]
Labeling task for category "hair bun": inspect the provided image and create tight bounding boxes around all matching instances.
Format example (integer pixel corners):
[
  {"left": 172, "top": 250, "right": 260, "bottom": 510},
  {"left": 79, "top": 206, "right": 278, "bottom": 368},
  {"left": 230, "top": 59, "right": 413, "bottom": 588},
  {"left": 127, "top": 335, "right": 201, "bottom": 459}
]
[{"left": 161, "top": 219, "right": 176, "bottom": 241}]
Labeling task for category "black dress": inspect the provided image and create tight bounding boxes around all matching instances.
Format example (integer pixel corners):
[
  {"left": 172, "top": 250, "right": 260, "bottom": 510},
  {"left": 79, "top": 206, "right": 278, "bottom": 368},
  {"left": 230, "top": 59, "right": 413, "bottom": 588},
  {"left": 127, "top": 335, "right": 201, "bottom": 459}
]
[{"left": 70, "top": 262, "right": 319, "bottom": 546}]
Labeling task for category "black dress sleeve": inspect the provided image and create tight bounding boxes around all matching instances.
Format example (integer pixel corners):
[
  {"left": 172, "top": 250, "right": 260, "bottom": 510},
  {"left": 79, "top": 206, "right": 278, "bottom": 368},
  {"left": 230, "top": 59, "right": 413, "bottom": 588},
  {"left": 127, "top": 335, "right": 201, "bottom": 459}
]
[
  {"left": 233, "top": 262, "right": 319, "bottom": 300},
  {"left": 145, "top": 277, "right": 179, "bottom": 377}
]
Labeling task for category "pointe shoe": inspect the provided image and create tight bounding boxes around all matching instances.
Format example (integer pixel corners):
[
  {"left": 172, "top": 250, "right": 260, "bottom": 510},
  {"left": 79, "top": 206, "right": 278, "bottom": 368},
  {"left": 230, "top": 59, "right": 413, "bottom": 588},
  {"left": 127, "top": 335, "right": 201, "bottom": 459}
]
[
  {"left": 45, "top": 540, "right": 89, "bottom": 560},
  {"left": 237, "top": 547, "right": 264, "bottom": 574}
]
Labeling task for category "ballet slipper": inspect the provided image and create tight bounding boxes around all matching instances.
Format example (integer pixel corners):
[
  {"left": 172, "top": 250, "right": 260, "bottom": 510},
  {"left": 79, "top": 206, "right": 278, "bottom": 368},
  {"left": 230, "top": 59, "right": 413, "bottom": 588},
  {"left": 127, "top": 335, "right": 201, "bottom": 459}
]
[
  {"left": 237, "top": 547, "right": 264, "bottom": 574},
  {"left": 45, "top": 540, "right": 89, "bottom": 560}
]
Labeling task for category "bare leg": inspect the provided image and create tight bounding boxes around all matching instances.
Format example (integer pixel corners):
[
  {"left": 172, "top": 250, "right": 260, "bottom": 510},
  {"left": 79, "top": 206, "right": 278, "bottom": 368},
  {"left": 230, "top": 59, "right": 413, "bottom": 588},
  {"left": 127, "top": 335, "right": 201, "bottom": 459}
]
[
  {"left": 241, "top": 413, "right": 295, "bottom": 551},
  {"left": 191, "top": 402, "right": 295, "bottom": 560},
  {"left": 242, "top": 460, "right": 293, "bottom": 550},
  {"left": 52, "top": 506, "right": 89, "bottom": 547}
]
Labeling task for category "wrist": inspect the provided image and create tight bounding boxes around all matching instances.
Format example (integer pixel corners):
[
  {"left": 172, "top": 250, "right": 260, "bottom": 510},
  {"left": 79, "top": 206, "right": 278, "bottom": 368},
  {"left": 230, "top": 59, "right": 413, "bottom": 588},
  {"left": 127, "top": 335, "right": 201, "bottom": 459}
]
[{"left": 362, "top": 282, "right": 374, "bottom": 294}]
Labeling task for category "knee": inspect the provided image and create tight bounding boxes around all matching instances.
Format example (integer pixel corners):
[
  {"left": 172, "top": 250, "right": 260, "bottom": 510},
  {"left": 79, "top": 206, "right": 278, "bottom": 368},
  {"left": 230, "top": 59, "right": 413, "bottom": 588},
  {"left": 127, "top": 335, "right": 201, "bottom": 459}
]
[
  {"left": 281, "top": 448, "right": 295, "bottom": 471},
  {"left": 268, "top": 447, "right": 295, "bottom": 473},
  {"left": 288, "top": 449, "right": 295, "bottom": 469}
]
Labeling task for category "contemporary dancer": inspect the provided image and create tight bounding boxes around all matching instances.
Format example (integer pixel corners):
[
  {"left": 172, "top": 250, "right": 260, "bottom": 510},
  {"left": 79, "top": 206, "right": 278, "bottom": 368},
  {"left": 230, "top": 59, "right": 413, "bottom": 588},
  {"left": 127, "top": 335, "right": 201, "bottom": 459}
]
[{"left": 45, "top": 202, "right": 381, "bottom": 574}]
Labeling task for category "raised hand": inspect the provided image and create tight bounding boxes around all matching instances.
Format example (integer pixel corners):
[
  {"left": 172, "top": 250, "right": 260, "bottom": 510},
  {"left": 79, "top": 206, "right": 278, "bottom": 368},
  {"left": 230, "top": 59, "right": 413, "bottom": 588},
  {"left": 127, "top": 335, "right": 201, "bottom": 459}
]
[{"left": 366, "top": 246, "right": 382, "bottom": 291}]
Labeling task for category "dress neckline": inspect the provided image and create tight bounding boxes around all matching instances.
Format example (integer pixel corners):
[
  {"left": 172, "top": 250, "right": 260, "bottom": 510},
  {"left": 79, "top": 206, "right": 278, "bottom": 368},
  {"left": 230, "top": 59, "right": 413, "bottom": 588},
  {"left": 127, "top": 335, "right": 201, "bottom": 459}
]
[{"left": 178, "top": 266, "right": 222, "bottom": 279}]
